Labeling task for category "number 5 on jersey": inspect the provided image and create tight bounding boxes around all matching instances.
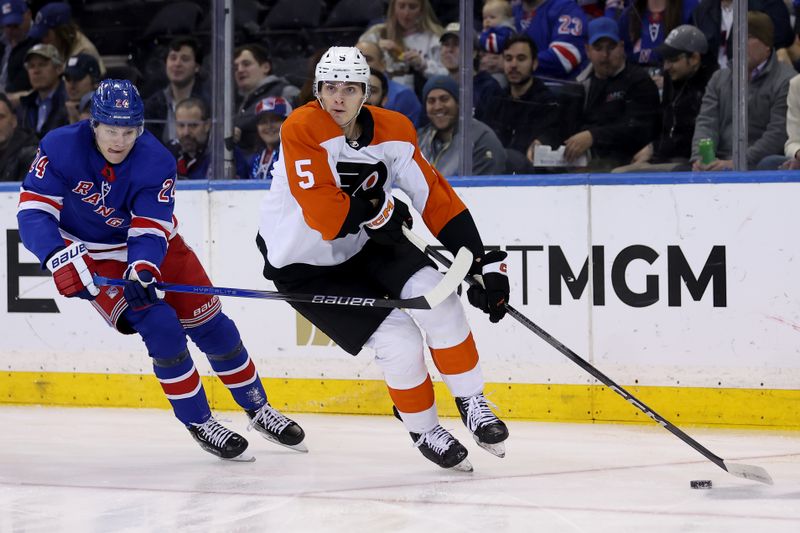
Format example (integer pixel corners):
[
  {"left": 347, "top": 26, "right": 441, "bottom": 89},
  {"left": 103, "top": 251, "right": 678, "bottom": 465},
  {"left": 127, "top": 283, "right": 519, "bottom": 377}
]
[{"left": 295, "top": 159, "right": 315, "bottom": 189}]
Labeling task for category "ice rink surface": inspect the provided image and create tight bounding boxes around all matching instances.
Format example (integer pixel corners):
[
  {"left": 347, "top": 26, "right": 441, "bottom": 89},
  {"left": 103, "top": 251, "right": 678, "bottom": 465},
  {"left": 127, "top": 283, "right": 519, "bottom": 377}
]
[{"left": 0, "top": 406, "right": 798, "bottom": 533}]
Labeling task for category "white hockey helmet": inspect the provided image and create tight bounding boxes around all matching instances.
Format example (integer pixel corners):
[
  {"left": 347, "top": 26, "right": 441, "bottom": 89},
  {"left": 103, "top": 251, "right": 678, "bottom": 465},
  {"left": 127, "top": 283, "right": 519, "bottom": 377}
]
[{"left": 313, "top": 46, "right": 371, "bottom": 100}]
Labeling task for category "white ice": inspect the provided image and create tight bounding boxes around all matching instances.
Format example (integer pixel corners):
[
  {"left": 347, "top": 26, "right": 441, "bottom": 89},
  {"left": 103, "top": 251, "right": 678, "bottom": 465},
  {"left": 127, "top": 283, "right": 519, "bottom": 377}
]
[{"left": 0, "top": 406, "right": 798, "bottom": 532}]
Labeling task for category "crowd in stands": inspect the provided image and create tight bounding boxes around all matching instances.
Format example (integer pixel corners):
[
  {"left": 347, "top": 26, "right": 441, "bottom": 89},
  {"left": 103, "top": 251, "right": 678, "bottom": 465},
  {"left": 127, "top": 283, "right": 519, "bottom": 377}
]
[{"left": 3, "top": 0, "right": 800, "bottom": 181}]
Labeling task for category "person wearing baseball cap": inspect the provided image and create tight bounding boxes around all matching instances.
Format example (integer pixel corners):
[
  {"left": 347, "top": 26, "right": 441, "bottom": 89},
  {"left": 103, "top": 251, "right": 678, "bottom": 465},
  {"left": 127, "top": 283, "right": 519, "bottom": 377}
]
[
  {"left": 63, "top": 53, "right": 100, "bottom": 123},
  {"left": 562, "top": 16, "right": 660, "bottom": 171},
  {"left": 613, "top": 25, "right": 716, "bottom": 173},
  {"left": 416, "top": 75, "right": 506, "bottom": 177},
  {"left": 690, "top": 11, "right": 797, "bottom": 171},
  {"left": 0, "top": 0, "right": 37, "bottom": 96},
  {"left": 28, "top": 2, "right": 105, "bottom": 76},
  {"left": 18, "top": 42, "right": 68, "bottom": 137},
  {"left": 249, "top": 95, "right": 292, "bottom": 179}
]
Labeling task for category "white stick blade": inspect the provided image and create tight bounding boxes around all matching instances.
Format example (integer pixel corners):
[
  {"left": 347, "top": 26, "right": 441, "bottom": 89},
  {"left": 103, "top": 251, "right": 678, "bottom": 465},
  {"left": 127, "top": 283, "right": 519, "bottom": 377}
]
[
  {"left": 423, "top": 247, "right": 473, "bottom": 309},
  {"left": 724, "top": 461, "right": 774, "bottom": 485}
]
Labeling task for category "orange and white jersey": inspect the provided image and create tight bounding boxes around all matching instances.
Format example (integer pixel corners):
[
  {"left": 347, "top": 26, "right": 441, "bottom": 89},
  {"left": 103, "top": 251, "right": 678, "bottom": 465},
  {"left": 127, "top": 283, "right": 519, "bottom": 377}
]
[{"left": 258, "top": 102, "right": 469, "bottom": 269}]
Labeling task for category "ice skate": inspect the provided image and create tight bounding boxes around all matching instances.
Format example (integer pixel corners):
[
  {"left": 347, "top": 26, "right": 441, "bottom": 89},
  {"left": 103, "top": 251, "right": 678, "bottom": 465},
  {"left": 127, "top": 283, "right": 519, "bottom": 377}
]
[
  {"left": 409, "top": 425, "right": 472, "bottom": 472},
  {"left": 246, "top": 403, "right": 308, "bottom": 453},
  {"left": 455, "top": 393, "right": 509, "bottom": 458},
  {"left": 187, "top": 417, "right": 254, "bottom": 461}
]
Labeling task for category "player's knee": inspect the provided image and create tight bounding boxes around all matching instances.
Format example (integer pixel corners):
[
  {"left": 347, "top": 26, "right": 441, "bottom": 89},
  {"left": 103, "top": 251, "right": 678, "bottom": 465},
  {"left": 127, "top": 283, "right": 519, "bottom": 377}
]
[
  {"left": 187, "top": 312, "right": 242, "bottom": 356},
  {"left": 368, "top": 309, "right": 426, "bottom": 377},
  {"left": 152, "top": 349, "right": 190, "bottom": 368},
  {"left": 124, "top": 304, "right": 188, "bottom": 356}
]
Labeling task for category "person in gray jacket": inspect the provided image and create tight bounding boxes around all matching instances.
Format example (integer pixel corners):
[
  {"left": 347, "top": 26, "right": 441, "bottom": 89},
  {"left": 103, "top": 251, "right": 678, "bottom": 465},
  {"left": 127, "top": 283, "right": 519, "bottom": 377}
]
[
  {"left": 691, "top": 11, "right": 797, "bottom": 170},
  {"left": 416, "top": 75, "right": 507, "bottom": 176}
]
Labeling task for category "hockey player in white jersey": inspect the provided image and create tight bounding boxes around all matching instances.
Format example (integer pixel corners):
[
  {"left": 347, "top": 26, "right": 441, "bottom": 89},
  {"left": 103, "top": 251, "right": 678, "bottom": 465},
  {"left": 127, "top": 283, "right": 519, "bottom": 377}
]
[{"left": 256, "top": 47, "right": 510, "bottom": 471}]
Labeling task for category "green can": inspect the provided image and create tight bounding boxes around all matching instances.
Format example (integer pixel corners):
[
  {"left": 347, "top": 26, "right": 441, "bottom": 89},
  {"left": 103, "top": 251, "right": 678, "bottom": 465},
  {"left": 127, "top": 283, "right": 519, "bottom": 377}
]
[{"left": 698, "top": 138, "right": 715, "bottom": 164}]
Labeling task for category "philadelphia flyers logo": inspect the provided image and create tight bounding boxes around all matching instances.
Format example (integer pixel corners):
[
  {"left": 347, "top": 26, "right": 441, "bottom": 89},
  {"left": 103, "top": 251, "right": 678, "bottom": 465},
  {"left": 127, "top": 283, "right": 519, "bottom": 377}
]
[{"left": 337, "top": 161, "right": 388, "bottom": 198}]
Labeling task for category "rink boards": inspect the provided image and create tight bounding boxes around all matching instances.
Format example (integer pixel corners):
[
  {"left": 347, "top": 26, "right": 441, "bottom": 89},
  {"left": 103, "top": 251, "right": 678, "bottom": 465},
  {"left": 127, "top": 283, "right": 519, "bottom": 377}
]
[{"left": 1, "top": 173, "right": 798, "bottom": 429}]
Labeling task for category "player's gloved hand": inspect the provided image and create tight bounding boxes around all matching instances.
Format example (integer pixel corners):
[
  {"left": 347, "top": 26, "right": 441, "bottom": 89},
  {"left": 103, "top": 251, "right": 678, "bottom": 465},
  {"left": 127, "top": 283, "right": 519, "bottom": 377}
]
[
  {"left": 467, "top": 251, "right": 509, "bottom": 323},
  {"left": 123, "top": 263, "right": 165, "bottom": 311},
  {"left": 363, "top": 194, "right": 413, "bottom": 246},
  {"left": 45, "top": 242, "right": 100, "bottom": 300}
]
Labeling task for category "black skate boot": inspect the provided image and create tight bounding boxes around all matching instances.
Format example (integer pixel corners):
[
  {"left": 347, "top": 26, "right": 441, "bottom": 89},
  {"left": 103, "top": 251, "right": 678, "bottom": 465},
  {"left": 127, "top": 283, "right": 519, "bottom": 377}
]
[
  {"left": 409, "top": 425, "right": 472, "bottom": 472},
  {"left": 455, "top": 393, "right": 509, "bottom": 458},
  {"left": 246, "top": 402, "right": 307, "bottom": 453},
  {"left": 187, "top": 417, "right": 253, "bottom": 461}
]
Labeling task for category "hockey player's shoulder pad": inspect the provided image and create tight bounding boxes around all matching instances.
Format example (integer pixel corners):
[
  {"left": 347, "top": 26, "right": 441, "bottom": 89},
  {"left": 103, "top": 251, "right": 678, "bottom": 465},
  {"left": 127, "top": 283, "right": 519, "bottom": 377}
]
[
  {"left": 370, "top": 105, "right": 417, "bottom": 145},
  {"left": 282, "top": 102, "right": 345, "bottom": 147},
  {"left": 129, "top": 129, "right": 178, "bottom": 184},
  {"left": 40, "top": 122, "right": 92, "bottom": 168}
]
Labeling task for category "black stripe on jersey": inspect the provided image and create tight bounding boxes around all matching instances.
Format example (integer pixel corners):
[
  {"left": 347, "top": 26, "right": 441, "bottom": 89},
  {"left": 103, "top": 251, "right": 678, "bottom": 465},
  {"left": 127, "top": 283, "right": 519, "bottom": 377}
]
[{"left": 436, "top": 209, "right": 485, "bottom": 271}]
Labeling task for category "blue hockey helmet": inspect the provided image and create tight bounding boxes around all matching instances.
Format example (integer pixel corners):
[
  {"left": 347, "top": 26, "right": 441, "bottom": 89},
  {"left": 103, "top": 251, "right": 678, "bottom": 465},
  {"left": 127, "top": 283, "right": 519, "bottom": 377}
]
[{"left": 91, "top": 79, "right": 144, "bottom": 128}]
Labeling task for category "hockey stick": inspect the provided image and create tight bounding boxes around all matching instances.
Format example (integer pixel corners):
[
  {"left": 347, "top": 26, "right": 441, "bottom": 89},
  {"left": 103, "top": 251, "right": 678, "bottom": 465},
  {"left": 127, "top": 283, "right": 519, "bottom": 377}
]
[
  {"left": 92, "top": 246, "right": 472, "bottom": 311},
  {"left": 402, "top": 226, "right": 774, "bottom": 485}
]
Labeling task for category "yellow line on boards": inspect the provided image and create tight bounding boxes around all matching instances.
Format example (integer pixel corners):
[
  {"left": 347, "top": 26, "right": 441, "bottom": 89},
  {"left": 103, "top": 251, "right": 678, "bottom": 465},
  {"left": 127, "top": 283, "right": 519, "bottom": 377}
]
[{"left": 1, "top": 371, "right": 797, "bottom": 430}]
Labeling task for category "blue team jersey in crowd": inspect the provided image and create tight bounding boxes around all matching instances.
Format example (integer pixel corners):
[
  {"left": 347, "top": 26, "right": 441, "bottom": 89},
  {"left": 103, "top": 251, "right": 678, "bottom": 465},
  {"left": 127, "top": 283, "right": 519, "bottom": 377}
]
[
  {"left": 618, "top": 0, "right": 698, "bottom": 66},
  {"left": 17, "top": 120, "right": 178, "bottom": 271},
  {"left": 513, "top": 0, "right": 589, "bottom": 79}
]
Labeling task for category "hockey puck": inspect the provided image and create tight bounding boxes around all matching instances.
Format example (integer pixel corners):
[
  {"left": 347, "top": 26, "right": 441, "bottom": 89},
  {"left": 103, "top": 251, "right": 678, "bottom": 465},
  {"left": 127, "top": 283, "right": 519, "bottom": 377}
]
[{"left": 690, "top": 480, "right": 712, "bottom": 489}]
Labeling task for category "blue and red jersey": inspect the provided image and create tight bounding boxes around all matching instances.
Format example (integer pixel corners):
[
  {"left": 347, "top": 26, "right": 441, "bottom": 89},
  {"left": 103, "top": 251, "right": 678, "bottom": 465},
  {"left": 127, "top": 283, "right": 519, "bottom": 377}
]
[
  {"left": 17, "top": 121, "right": 178, "bottom": 272},
  {"left": 513, "top": 0, "right": 589, "bottom": 79}
]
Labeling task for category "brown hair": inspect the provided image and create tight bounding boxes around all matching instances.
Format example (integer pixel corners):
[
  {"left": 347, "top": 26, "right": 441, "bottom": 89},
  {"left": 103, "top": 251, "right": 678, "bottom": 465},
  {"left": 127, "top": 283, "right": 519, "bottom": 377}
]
[
  {"left": 627, "top": 0, "right": 683, "bottom": 47},
  {"left": 381, "top": 0, "right": 443, "bottom": 51}
]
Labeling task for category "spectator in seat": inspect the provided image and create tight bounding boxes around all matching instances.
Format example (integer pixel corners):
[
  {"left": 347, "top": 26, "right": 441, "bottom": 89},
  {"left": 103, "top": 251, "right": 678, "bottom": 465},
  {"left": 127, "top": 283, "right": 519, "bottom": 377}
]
[
  {"left": 692, "top": 0, "right": 793, "bottom": 70},
  {"left": 63, "top": 53, "right": 99, "bottom": 124},
  {"left": 144, "top": 36, "right": 209, "bottom": 145},
  {"left": 18, "top": 43, "right": 67, "bottom": 138},
  {"left": 691, "top": 11, "right": 797, "bottom": 171},
  {"left": 478, "top": 0, "right": 515, "bottom": 89},
  {"left": 481, "top": 34, "right": 560, "bottom": 172},
  {"left": 613, "top": 24, "right": 716, "bottom": 172},
  {"left": 438, "top": 22, "right": 503, "bottom": 121},
  {"left": 233, "top": 43, "right": 299, "bottom": 156},
  {"left": 0, "top": 0, "right": 36, "bottom": 104},
  {"left": 512, "top": 0, "right": 589, "bottom": 80},
  {"left": 170, "top": 97, "right": 247, "bottom": 180},
  {"left": 367, "top": 68, "right": 390, "bottom": 107},
  {"left": 417, "top": 75, "right": 507, "bottom": 176},
  {"left": 76, "top": 89, "right": 91, "bottom": 121},
  {"left": 618, "top": 0, "right": 699, "bottom": 73},
  {"left": 28, "top": 2, "right": 105, "bottom": 76},
  {"left": 566, "top": 17, "right": 660, "bottom": 171},
  {"left": 356, "top": 40, "right": 423, "bottom": 126},
  {"left": 248, "top": 96, "right": 291, "bottom": 180},
  {"left": 359, "top": 0, "right": 447, "bottom": 91},
  {"left": 0, "top": 92, "right": 37, "bottom": 181},
  {"left": 759, "top": 73, "right": 800, "bottom": 170}
]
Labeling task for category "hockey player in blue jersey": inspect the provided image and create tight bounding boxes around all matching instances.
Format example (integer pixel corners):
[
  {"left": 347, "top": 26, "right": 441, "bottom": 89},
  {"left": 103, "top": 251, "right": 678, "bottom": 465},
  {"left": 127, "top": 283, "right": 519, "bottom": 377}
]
[
  {"left": 513, "top": 0, "right": 589, "bottom": 79},
  {"left": 16, "top": 79, "right": 306, "bottom": 461}
]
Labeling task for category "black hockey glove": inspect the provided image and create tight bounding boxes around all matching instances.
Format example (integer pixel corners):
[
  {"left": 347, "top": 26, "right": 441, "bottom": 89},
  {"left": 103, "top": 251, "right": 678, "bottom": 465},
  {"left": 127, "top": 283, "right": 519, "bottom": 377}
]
[
  {"left": 467, "top": 251, "right": 509, "bottom": 323},
  {"left": 363, "top": 194, "right": 413, "bottom": 246}
]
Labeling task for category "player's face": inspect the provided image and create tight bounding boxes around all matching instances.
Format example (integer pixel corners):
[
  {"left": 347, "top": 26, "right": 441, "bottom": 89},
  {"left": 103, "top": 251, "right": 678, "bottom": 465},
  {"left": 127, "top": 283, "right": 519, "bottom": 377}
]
[
  {"left": 166, "top": 45, "right": 199, "bottom": 86},
  {"left": 503, "top": 42, "right": 534, "bottom": 86},
  {"left": 0, "top": 101, "right": 17, "bottom": 144},
  {"left": 234, "top": 50, "right": 270, "bottom": 94},
  {"left": 318, "top": 82, "right": 364, "bottom": 128},
  {"left": 256, "top": 113, "right": 283, "bottom": 147},
  {"left": 394, "top": 0, "right": 421, "bottom": 32},
  {"left": 175, "top": 105, "right": 210, "bottom": 154},
  {"left": 425, "top": 88, "right": 457, "bottom": 132},
  {"left": 440, "top": 35, "right": 459, "bottom": 71},
  {"left": 94, "top": 123, "right": 140, "bottom": 164}
]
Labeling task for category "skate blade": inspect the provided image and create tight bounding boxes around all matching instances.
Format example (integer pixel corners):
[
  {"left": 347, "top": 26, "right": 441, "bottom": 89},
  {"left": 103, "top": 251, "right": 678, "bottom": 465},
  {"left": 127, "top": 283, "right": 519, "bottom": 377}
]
[
  {"left": 222, "top": 451, "right": 256, "bottom": 462},
  {"left": 475, "top": 438, "right": 505, "bottom": 458},
  {"left": 450, "top": 457, "right": 474, "bottom": 472},
  {"left": 256, "top": 432, "right": 309, "bottom": 453}
]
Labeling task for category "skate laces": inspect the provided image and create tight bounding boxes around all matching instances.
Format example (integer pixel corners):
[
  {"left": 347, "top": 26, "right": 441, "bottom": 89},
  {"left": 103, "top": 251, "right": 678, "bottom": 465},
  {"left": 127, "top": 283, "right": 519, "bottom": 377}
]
[
  {"left": 413, "top": 425, "right": 455, "bottom": 455},
  {"left": 192, "top": 417, "right": 234, "bottom": 448},
  {"left": 463, "top": 394, "right": 500, "bottom": 432},
  {"left": 248, "top": 403, "right": 291, "bottom": 434}
]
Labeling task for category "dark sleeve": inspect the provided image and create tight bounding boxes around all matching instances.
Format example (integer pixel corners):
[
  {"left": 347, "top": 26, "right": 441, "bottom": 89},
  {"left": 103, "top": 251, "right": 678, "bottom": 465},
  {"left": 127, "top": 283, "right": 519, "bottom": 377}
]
[{"left": 436, "top": 209, "right": 485, "bottom": 269}]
